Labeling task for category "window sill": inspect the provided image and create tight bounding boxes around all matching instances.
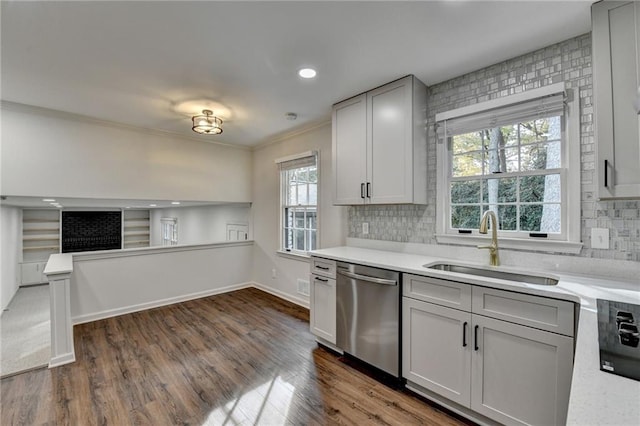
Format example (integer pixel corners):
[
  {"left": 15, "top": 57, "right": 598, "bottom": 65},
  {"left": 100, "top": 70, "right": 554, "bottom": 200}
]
[
  {"left": 435, "top": 234, "right": 583, "bottom": 255},
  {"left": 276, "top": 250, "right": 312, "bottom": 262}
]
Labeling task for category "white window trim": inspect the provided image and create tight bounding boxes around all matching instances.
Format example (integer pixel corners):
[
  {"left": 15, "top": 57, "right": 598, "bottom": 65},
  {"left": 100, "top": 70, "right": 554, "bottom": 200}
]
[
  {"left": 160, "top": 217, "right": 178, "bottom": 246},
  {"left": 276, "top": 150, "right": 320, "bottom": 255},
  {"left": 435, "top": 86, "right": 583, "bottom": 254},
  {"left": 276, "top": 249, "right": 312, "bottom": 262}
]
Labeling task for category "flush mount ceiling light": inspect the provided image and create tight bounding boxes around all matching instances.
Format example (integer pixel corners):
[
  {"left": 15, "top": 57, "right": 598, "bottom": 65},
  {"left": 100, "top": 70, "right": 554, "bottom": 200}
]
[
  {"left": 192, "top": 109, "right": 223, "bottom": 135},
  {"left": 298, "top": 68, "right": 317, "bottom": 79}
]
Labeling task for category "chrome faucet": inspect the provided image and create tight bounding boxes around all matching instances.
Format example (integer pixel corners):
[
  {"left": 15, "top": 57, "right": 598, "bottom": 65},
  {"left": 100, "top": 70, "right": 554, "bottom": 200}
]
[{"left": 478, "top": 210, "right": 500, "bottom": 266}]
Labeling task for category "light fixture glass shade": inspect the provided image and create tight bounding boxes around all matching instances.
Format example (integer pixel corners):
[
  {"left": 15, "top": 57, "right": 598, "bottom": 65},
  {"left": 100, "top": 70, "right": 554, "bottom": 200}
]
[{"left": 192, "top": 109, "right": 223, "bottom": 134}]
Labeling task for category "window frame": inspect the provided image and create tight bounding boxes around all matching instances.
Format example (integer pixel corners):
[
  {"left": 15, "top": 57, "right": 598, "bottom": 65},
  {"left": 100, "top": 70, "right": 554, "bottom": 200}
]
[
  {"left": 160, "top": 217, "right": 178, "bottom": 246},
  {"left": 447, "top": 117, "right": 567, "bottom": 240},
  {"left": 435, "top": 84, "right": 583, "bottom": 254},
  {"left": 276, "top": 151, "right": 319, "bottom": 255}
]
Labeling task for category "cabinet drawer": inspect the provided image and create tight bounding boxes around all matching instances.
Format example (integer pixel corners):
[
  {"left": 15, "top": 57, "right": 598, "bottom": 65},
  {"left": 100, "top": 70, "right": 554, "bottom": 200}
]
[
  {"left": 472, "top": 287, "right": 574, "bottom": 336},
  {"left": 311, "top": 257, "right": 336, "bottom": 279},
  {"left": 403, "top": 274, "right": 472, "bottom": 311}
]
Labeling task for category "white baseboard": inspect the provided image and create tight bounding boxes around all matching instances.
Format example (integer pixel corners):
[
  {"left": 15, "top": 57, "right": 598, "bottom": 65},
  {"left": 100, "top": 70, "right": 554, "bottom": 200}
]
[
  {"left": 72, "top": 282, "right": 254, "bottom": 324},
  {"left": 49, "top": 352, "right": 76, "bottom": 368},
  {"left": 251, "top": 281, "right": 310, "bottom": 309}
]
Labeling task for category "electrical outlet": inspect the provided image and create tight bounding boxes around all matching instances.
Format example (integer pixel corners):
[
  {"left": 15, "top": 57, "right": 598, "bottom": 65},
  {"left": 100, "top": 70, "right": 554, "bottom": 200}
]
[
  {"left": 591, "top": 228, "right": 610, "bottom": 249},
  {"left": 271, "top": 268, "right": 277, "bottom": 279},
  {"left": 362, "top": 222, "right": 369, "bottom": 235}
]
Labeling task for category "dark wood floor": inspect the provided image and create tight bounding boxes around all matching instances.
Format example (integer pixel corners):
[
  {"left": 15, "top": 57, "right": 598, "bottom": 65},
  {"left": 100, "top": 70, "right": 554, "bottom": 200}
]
[{"left": 1, "top": 287, "right": 468, "bottom": 425}]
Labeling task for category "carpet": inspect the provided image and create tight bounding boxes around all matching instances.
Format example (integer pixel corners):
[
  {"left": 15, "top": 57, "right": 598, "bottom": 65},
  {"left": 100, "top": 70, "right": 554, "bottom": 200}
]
[{"left": 0, "top": 285, "right": 51, "bottom": 377}]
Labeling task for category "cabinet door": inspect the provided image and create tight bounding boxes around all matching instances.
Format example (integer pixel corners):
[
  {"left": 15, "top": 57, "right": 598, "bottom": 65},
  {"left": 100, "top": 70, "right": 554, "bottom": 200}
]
[
  {"left": 593, "top": 1, "right": 640, "bottom": 199},
  {"left": 21, "top": 262, "right": 45, "bottom": 285},
  {"left": 403, "top": 298, "right": 472, "bottom": 406},
  {"left": 332, "top": 94, "right": 367, "bottom": 205},
  {"left": 310, "top": 275, "right": 336, "bottom": 344},
  {"left": 367, "top": 76, "right": 414, "bottom": 204},
  {"left": 471, "top": 315, "right": 573, "bottom": 426}
]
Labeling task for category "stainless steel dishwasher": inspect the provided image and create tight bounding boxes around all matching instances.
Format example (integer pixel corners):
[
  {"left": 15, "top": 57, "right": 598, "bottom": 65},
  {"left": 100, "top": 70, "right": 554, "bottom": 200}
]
[{"left": 336, "top": 261, "right": 400, "bottom": 377}]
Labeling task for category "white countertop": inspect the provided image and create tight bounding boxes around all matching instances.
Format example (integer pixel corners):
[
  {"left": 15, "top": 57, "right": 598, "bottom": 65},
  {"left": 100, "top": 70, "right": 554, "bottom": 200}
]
[{"left": 311, "top": 246, "right": 640, "bottom": 426}]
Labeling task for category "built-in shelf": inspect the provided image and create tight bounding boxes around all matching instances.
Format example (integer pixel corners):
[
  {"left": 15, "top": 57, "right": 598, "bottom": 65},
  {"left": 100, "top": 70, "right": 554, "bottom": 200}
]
[
  {"left": 24, "top": 245, "right": 60, "bottom": 251},
  {"left": 22, "top": 209, "right": 61, "bottom": 262},
  {"left": 23, "top": 236, "right": 60, "bottom": 241},
  {"left": 123, "top": 210, "right": 150, "bottom": 249},
  {"left": 126, "top": 239, "right": 150, "bottom": 245}
]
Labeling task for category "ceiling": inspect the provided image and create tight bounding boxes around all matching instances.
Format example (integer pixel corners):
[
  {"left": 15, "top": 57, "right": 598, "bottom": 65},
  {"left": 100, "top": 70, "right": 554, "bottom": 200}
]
[{"left": 1, "top": 1, "right": 592, "bottom": 149}]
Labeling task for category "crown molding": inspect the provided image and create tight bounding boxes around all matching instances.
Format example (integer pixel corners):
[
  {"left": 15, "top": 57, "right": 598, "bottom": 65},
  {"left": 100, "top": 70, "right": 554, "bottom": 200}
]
[
  {"left": 0, "top": 100, "right": 251, "bottom": 151},
  {"left": 252, "top": 118, "right": 331, "bottom": 152}
]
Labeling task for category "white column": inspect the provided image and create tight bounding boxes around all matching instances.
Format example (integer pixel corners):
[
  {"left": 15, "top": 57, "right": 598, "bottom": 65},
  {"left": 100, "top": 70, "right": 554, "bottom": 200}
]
[{"left": 44, "top": 254, "right": 75, "bottom": 367}]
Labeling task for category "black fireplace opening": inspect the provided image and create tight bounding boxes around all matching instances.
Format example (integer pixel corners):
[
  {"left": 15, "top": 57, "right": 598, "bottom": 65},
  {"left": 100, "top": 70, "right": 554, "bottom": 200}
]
[{"left": 62, "top": 211, "right": 122, "bottom": 253}]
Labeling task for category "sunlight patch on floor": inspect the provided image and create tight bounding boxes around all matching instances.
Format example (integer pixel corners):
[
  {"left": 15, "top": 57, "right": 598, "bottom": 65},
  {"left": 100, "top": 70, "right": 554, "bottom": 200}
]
[{"left": 203, "top": 375, "right": 295, "bottom": 425}]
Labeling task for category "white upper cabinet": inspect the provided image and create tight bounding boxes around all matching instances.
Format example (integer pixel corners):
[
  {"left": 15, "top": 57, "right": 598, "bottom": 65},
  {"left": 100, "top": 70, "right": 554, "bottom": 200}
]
[
  {"left": 593, "top": 1, "right": 640, "bottom": 199},
  {"left": 332, "top": 75, "right": 427, "bottom": 205},
  {"left": 332, "top": 94, "right": 368, "bottom": 204}
]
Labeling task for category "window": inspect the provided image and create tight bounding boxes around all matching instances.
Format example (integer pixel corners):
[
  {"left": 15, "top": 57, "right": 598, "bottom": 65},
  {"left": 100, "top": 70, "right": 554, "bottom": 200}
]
[
  {"left": 277, "top": 151, "right": 318, "bottom": 254},
  {"left": 450, "top": 116, "right": 563, "bottom": 236},
  {"left": 436, "top": 84, "right": 581, "bottom": 252},
  {"left": 161, "top": 217, "right": 178, "bottom": 246}
]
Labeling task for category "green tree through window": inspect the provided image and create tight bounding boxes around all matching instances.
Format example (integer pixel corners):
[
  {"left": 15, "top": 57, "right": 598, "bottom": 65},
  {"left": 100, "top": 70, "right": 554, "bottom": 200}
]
[{"left": 450, "top": 116, "right": 562, "bottom": 234}]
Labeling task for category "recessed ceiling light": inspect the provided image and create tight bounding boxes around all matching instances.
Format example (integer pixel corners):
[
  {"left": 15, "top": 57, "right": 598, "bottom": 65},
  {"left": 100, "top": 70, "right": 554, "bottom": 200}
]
[
  {"left": 43, "top": 198, "right": 55, "bottom": 202},
  {"left": 149, "top": 204, "right": 157, "bottom": 207},
  {"left": 171, "top": 201, "right": 181, "bottom": 205},
  {"left": 298, "top": 68, "right": 317, "bottom": 79}
]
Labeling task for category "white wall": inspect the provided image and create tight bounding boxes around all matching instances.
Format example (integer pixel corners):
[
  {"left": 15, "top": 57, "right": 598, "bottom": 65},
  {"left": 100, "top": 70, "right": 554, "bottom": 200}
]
[
  {"left": 70, "top": 242, "right": 253, "bottom": 323},
  {"left": 251, "top": 123, "right": 347, "bottom": 306},
  {"left": 1, "top": 104, "right": 252, "bottom": 203},
  {"left": 149, "top": 204, "right": 251, "bottom": 246},
  {"left": 0, "top": 205, "right": 21, "bottom": 311}
]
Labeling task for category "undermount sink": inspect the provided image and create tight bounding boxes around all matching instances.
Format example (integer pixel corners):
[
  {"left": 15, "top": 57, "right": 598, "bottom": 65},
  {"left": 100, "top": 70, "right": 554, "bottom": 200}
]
[{"left": 424, "top": 263, "right": 559, "bottom": 286}]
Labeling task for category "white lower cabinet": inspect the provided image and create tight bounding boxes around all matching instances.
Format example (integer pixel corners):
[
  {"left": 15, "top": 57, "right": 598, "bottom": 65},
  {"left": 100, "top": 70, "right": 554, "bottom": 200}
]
[
  {"left": 310, "top": 274, "right": 337, "bottom": 344},
  {"left": 471, "top": 315, "right": 574, "bottom": 426},
  {"left": 310, "top": 257, "right": 337, "bottom": 344},
  {"left": 403, "top": 274, "right": 574, "bottom": 426},
  {"left": 20, "top": 261, "right": 48, "bottom": 285},
  {"left": 403, "top": 298, "right": 471, "bottom": 406}
]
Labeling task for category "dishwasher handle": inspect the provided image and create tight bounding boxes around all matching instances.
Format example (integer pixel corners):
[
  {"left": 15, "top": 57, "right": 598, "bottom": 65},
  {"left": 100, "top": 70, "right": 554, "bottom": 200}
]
[{"left": 337, "top": 269, "right": 397, "bottom": 286}]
